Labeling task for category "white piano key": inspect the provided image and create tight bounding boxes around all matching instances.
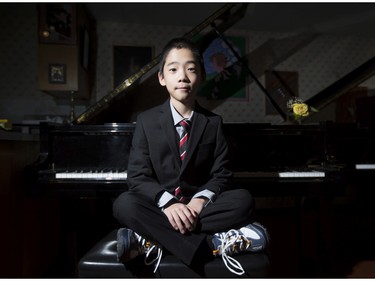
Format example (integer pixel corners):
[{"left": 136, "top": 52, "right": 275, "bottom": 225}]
[
  {"left": 278, "top": 171, "right": 325, "bottom": 178},
  {"left": 355, "top": 164, "right": 375, "bottom": 170}
]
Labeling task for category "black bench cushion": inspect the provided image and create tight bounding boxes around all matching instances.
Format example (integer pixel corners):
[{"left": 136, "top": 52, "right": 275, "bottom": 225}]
[{"left": 78, "top": 229, "right": 270, "bottom": 278}]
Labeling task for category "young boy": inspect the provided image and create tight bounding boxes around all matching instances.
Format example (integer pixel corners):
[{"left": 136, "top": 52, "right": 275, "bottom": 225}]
[{"left": 112, "top": 37, "right": 269, "bottom": 276}]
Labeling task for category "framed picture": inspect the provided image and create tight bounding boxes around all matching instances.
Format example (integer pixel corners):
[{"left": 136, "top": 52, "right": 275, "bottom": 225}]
[
  {"left": 49, "top": 64, "right": 66, "bottom": 84},
  {"left": 197, "top": 36, "right": 249, "bottom": 101},
  {"left": 113, "top": 45, "right": 153, "bottom": 89},
  {"left": 39, "top": 4, "right": 77, "bottom": 44}
]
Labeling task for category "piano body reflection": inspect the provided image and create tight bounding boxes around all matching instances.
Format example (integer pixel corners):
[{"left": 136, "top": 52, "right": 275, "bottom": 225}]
[{"left": 25, "top": 121, "right": 357, "bottom": 198}]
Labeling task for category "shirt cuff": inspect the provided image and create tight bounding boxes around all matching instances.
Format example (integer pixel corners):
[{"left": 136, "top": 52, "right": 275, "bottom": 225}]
[
  {"left": 157, "top": 191, "right": 176, "bottom": 208},
  {"left": 157, "top": 189, "right": 216, "bottom": 209},
  {"left": 192, "top": 189, "right": 216, "bottom": 207}
]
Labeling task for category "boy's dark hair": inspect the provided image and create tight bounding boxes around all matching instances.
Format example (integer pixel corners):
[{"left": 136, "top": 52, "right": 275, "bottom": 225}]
[{"left": 158, "top": 37, "right": 206, "bottom": 79}]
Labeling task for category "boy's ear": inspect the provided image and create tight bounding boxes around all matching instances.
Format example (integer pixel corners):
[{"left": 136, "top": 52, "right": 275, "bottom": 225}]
[{"left": 158, "top": 72, "right": 166, "bottom": 86}]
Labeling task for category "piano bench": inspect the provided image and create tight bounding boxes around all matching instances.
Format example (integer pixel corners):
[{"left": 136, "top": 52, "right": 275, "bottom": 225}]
[{"left": 78, "top": 229, "right": 271, "bottom": 278}]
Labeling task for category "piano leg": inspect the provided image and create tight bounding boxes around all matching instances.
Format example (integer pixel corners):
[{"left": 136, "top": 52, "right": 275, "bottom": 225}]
[{"left": 298, "top": 194, "right": 336, "bottom": 277}]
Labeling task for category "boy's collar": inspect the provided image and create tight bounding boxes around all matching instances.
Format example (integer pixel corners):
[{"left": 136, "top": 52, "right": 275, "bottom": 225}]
[{"left": 170, "top": 100, "right": 194, "bottom": 126}]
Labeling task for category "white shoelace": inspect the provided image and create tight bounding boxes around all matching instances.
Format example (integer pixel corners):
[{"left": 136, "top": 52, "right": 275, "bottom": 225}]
[
  {"left": 136, "top": 234, "right": 163, "bottom": 273},
  {"left": 216, "top": 229, "right": 251, "bottom": 275}
]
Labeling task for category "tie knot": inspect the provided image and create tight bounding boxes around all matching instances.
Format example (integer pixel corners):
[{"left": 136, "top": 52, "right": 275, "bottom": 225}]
[{"left": 179, "top": 119, "right": 191, "bottom": 130}]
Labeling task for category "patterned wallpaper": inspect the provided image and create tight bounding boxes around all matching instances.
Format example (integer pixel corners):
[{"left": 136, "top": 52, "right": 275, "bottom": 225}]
[{"left": 1, "top": 4, "right": 375, "bottom": 124}]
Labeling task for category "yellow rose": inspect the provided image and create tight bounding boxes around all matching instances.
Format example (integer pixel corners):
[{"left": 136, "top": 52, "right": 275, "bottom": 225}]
[{"left": 292, "top": 103, "right": 309, "bottom": 117}]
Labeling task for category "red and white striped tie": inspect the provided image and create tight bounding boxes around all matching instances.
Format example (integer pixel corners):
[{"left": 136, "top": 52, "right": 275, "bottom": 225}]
[{"left": 179, "top": 119, "right": 191, "bottom": 161}]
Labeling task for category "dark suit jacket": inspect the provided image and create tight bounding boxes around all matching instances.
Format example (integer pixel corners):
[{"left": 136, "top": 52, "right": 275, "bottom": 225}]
[{"left": 127, "top": 99, "right": 233, "bottom": 204}]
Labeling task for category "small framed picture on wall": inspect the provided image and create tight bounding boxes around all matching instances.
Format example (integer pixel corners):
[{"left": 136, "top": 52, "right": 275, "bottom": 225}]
[
  {"left": 49, "top": 63, "right": 66, "bottom": 84},
  {"left": 39, "top": 4, "right": 77, "bottom": 44}
]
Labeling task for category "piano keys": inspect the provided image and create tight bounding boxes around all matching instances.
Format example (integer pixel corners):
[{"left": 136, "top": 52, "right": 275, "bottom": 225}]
[
  {"left": 55, "top": 169, "right": 128, "bottom": 180},
  {"left": 355, "top": 164, "right": 375, "bottom": 170},
  {"left": 232, "top": 167, "right": 345, "bottom": 197},
  {"left": 223, "top": 122, "right": 349, "bottom": 196},
  {"left": 327, "top": 122, "right": 375, "bottom": 183},
  {"left": 234, "top": 170, "right": 326, "bottom": 179},
  {"left": 278, "top": 171, "right": 325, "bottom": 178},
  {"left": 24, "top": 121, "right": 353, "bottom": 198},
  {"left": 24, "top": 122, "right": 135, "bottom": 197}
]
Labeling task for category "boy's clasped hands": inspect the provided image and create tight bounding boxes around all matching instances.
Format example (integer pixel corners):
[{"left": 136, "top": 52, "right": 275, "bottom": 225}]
[{"left": 163, "top": 197, "right": 207, "bottom": 234}]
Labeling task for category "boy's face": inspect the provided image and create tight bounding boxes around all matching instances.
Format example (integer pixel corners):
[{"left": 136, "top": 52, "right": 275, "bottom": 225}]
[{"left": 158, "top": 48, "right": 202, "bottom": 105}]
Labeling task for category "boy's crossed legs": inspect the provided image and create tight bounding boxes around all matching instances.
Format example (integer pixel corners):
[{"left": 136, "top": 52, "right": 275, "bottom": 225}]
[{"left": 113, "top": 189, "right": 269, "bottom": 275}]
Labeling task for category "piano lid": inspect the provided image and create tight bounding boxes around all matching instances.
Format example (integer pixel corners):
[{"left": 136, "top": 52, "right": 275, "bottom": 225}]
[
  {"left": 73, "top": 3, "right": 248, "bottom": 125},
  {"left": 306, "top": 56, "right": 375, "bottom": 113}
]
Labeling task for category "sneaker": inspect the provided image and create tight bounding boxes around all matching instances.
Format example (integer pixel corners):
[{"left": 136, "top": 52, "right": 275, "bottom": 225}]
[
  {"left": 239, "top": 222, "right": 270, "bottom": 252},
  {"left": 116, "top": 228, "right": 163, "bottom": 273},
  {"left": 211, "top": 222, "right": 269, "bottom": 275}
]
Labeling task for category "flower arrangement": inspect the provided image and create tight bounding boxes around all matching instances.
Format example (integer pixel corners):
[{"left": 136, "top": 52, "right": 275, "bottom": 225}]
[{"left": 286, "top": 97, "right": 318, "bottom": 124}]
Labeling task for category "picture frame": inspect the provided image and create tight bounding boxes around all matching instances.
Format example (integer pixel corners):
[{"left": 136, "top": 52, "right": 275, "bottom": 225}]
[
  {"left": 197, "top": 36, "right": 249, "bottom": 101},
  {"left": 113, "top": 45, "right": 153, "bottom": 89},
  {"left": 39, "top": 4, "right": 77, "bottom": 44},
  {"left": 48, "top": 63, "right": 66, "bottom": 84}
]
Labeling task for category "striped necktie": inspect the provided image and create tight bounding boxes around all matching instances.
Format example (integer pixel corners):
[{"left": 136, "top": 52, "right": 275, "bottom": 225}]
[
  {"left": 174, "top": 186, "right": 185, "bottom": 202},
  {"left": 179, "top": 119, "right": 191, "bottom": 161}
]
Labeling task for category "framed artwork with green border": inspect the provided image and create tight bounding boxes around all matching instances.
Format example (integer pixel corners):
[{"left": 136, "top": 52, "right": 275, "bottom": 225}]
[{"left": 198, "top": 36, "right": 248, "bottom": 101}]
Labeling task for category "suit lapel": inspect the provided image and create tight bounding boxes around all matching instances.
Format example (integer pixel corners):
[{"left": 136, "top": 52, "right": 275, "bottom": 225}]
[{"left": 159, "top": 101, "right": 181, "bottom": 165}]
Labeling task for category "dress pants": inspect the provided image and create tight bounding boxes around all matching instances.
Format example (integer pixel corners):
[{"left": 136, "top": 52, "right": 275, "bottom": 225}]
[{"left": 113, "top": 188, "right": 254, "bottom": 266}]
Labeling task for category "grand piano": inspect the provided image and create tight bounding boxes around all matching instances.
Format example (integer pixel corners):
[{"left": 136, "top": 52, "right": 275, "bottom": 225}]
[
  {"left": 22, "top": 4, "right": 375, "bottom": 277},
  {"left": 24, "top": 3, "right": 375, "bottom": 199}
]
